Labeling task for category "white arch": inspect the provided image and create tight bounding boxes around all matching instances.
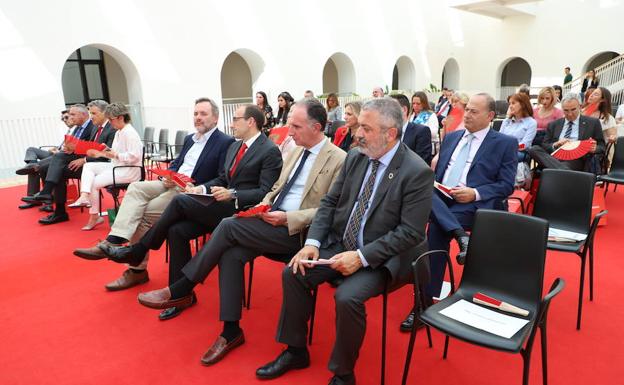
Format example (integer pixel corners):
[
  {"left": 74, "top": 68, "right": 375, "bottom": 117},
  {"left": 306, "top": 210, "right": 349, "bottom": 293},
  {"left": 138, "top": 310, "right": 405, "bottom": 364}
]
[
  {"left": 497, "top": 56, "right": 532, "bottom": 87},
  {"left": 220, "top": 48, "right": 266, "bottom": 101},
  {"left": 323, "top": 52, "right": 356, "bottom": 95},
  {"left": 394, "top": 55, "right": 416, "bottom": 92},
  {"left": 442, "top": 58, "right": 460, "bottom": 90},
  {"left": 583, "top": 51, "right": 620, "bottom": 73}
]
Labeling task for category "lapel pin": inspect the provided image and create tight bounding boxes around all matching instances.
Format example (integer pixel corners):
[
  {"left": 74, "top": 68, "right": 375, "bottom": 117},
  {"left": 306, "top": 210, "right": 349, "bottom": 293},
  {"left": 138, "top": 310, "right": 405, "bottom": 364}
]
[{"left": 388, "top": 172, "right": 394, "bottom": 179}]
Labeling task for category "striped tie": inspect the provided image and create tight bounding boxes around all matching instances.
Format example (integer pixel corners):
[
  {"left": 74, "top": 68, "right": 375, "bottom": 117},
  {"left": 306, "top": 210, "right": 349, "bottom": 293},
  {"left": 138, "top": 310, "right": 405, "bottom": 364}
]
[
  {"left": 564, "top": 121, "right": 573, "bottom": 139},
  {"left": 343, "top": 159, "right": 380, "bottom": 251}
]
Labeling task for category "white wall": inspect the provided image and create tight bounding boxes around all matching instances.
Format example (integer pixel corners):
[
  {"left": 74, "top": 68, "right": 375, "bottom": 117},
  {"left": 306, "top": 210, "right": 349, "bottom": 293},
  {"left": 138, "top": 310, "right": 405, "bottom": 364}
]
[{"left": 0, "top": 0, "right": 622, "bottom": 175}]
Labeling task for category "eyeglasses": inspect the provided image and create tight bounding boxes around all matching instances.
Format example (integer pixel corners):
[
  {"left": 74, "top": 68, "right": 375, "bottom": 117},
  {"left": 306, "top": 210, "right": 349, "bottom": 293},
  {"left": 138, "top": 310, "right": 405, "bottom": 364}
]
[{"left": 232, "top": 116, "right": 247, "bottom": 122}]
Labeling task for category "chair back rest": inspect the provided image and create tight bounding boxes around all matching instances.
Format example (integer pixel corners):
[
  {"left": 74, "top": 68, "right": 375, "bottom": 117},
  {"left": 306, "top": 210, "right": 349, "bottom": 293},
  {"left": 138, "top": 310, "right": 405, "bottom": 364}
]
[
  {"left": 460, "top": 210, "right": 548, "bottom": 311},
  {"left": 156, "top": 128, "right": 169, "bottom": 155},
  {"left": 143, "top": 126, "right": 155, "bottom": 142},
  {"left": 495, "top": 100, "right": 509, "bottom": 117},
  {"left": 610, "top": 136, "right": 624, "bottom": 173},
  {"left": 533, "top": 169, "right": 594, "bottom": 234}
]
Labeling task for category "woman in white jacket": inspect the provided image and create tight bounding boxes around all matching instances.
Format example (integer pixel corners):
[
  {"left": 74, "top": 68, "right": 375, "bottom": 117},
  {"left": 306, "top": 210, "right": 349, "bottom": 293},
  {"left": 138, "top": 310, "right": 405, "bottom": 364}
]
[{"left": 69, "top": 102, "right": 143, "bottom": 230}]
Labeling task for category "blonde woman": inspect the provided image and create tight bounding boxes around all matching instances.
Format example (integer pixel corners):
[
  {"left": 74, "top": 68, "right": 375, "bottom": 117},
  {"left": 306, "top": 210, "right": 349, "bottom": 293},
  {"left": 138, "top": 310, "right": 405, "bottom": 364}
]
[{"left": 533, "top": 87, "right": 563, "bottom": 146}]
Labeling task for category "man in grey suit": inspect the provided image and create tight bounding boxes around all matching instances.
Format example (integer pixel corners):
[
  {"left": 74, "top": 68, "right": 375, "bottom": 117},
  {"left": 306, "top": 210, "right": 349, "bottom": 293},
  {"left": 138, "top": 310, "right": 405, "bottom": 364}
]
[
  {"left": 256, "top": 98, "right": 434, "bottom": 385},
  {"left": 528, "top": 93, "right": 605, "bottom": 171}
]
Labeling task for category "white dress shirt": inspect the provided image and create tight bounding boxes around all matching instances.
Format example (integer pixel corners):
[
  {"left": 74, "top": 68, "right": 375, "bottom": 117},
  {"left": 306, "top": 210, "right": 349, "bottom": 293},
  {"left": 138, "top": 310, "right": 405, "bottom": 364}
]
[
  {"left": 442, "top": 128, "right": 490, "bottom": 201},
  {"left": 177, "top": 127, "right": 218, "bottom": 177},
  {"left": 274, "top": 137, "right": 326, "bottom": 212}
]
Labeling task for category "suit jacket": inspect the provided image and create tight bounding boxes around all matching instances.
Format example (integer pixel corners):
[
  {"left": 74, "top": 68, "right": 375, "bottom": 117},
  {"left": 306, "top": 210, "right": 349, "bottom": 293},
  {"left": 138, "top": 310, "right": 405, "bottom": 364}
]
[
  {"left": 76, "top": 120, "right": 96, "bottom": 141},
  {"left": 540, "top": 115, "right": 605, "bottom": 155},
  {"left": 86, "top": 122, "right": 115, "bottom": 163},
  {"left": 307, "top": 143, "right": 434, "bottom": 288},
  {"left": 436, "top": 129, "right": 517, "bottom": 211},
  {"left": 403, "top": 122, "right": 432, "bottom": 165},
  {"left": 261, "top": 139, "right": 346, "bottom": 235},
  {"left": 169, "top": 129, "right": 235, "bottom": 185},
  {"left": 201, "top": 133, "right": 283, "bottom": 209}
]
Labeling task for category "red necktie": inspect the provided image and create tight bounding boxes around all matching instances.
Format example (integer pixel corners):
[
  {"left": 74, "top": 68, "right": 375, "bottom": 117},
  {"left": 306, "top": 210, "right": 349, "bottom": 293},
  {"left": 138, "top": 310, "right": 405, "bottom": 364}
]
[
  {"left": 94, "top": 126, "right": 103, "bottom": 142},
  {"left": 229, "top": 143, "right": 248, "bottom": 177}
]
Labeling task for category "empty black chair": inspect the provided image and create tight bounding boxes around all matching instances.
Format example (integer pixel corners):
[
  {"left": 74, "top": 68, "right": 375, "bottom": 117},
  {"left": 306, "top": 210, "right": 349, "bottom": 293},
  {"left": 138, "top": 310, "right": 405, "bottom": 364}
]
[
  {"left": 143, "top": 126, "right": 155, "bottom": 146},
  {"left": 495, "top": 100, "right": 509, "bottom": 118},
  {"left": 149, "top": 128, "right": 171, "bottom": 171},
  {"left": 101, "top": 148, "right": 147, "bottom": 214},
  {"left": 167, "top": 130, "right": 188, "bottom": 160},
  {"left": 599, "top": 137, "right": 624, "bottom": 196},
  {"left": 491, "top": 119, "right": 504, "bottom": 132},
  {"left": 403, "top": 210, "right": 564, "bottom": 385},
  {"left": 532, "top": 169, "right": 607, "bottom": 330}
]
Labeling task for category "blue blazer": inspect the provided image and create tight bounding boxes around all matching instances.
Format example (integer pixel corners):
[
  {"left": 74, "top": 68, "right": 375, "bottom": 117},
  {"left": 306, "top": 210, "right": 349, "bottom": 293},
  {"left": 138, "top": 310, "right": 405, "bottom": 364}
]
[
  {"left": 169, "top": 129, "right": 235, "bottom": 185},
  {"left": 435, "top": 128, "right": 517, "bottom": 210},
  {"left": 403, "top": 122, "right": 432, "bottom": 165}
]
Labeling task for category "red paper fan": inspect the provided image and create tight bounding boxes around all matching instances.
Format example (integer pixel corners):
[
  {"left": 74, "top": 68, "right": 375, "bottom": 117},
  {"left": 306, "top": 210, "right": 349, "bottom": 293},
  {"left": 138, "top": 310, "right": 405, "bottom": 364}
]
[
  {"left": 552, "top": 139, "right": 593, "bottom": 160},
  {"left": 151, "top": 169, "right": 194, "bottom": 188},
  {"left": 234, "top": 204, "right": 271, "bottom": 218},
  {"left": 518, "top": 143, "right": 526, "bottom": 151}
]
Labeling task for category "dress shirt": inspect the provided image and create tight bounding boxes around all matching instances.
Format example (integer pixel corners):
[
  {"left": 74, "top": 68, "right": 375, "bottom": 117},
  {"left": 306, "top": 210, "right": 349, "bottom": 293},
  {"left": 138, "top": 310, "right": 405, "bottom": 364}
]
[
  {"left": 558, "top": 115, "right": 580, "bottom": 141},
  {"left": 274, "top": 137, "right": 326, "bottom": 212},
  {"left": 400, "top": 122, "right": 408, "bottom": 142},
  {"left": 73, "top": 119, "right": 91, "bottom": 139},
  {"left": 112, "top": 123, "right": 143, "bottom": 167},
  {"left": 305, "top": 141, "right": 400, "bottom": 267},
  {"left": 442, "top": 128, "right": 490, "bottom": 201},
  {"left": 177, "top": 127, "right": 217, "bottom": 177},
  {"left": 500, "top": 116, "right": 537, "bottom": 149}
]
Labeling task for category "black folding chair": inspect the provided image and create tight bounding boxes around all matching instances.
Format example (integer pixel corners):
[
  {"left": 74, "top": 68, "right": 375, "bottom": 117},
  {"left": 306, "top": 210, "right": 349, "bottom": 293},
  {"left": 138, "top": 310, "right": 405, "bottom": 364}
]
[
  {"left": 532, "top": 169, "right": 607, "bottom": 329},
  {"left": 599, "top": 137, "right": 624, "bottom": 196},
  {"left": 403, "top": 210, "right": 564, "bottom": 385}
]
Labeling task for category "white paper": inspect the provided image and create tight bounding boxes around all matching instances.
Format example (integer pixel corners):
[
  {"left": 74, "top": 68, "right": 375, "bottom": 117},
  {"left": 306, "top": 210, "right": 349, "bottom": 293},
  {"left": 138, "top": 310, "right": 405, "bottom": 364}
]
[
  {"left": 439, "top": 299, "right": 530, "bottom": 339},
  {"left": 548, "top": 227, "right": 586, "bottom": 242},
  {"left": 433, "top": 281, "right": 451, "bottom": 301},
  {"left": 303, "top": 259, "right": 334, "bottom": 265},
  {"left": 184, "top": 192, "right": 214, "bottom": 197}
]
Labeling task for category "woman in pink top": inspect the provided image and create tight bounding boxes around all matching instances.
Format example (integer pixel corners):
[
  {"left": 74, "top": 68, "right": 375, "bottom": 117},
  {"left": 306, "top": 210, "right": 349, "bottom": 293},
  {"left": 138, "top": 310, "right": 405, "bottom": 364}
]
[{"left": 532, "top": 86, "right": 563, "bottom": 146}]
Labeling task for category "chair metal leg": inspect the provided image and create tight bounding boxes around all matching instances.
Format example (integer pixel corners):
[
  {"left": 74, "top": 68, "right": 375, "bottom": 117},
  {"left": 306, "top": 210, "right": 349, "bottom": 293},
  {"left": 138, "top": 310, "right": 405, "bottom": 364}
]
[
  {"left": 165, "top": 239, "right": 169, "bottom": 263},
  {"left": 603, "top": 182, "right": 609, "bottom": 197},
  {"left": 520, "top": 348, "right": 532, "bottom": 385},
  {"left": 589, "top": 245, "right": 595, "bottom": 301},
  {"left": 245, "top": 260, "right": 254, "bottom": 310},
  {"left": 401, "top": 307, "right": 419, "bottom": 385},
  {"left": 540, "top": 323, "right": 549, "bottom": 385},
  {"left": 577, "top": 253, "right": 587, "bottom": 330},
  {"left": 443, "top": 335, "right": 450, "bottom": 359},
  {"left": 380, "top": 288, "right": 388, "bottom": 385},
  {"left": 425, "top": 325, "right": 433, "bottom": 348},
  {"left": 308, "top": 287, "right": 318, "bottom": 345}
]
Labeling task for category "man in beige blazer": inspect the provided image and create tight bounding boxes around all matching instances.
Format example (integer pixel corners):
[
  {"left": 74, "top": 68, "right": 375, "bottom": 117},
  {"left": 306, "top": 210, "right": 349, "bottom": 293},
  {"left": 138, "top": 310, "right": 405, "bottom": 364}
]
[{"left": 106, "top": 98, "right": 346, "bottom": 365}]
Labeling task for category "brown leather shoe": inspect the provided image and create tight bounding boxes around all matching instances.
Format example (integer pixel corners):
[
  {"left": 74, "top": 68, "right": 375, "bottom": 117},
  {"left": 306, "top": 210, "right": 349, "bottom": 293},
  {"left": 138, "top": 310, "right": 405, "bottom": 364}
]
[
  {"left": 201, "top": 333, "right": 245, "bottom": 366},
  {"left": 74, "top": 241, "right": 118, "bottom": 260},
  {"left": 137, "top": 287, "right": 195, "bottom": 309},
  {"left": 105, "top": 269, "right": 149, "bottom": 291}
]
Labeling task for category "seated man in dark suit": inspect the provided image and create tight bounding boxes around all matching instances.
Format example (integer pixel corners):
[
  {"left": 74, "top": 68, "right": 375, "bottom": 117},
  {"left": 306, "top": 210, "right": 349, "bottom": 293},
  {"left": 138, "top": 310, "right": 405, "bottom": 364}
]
[
  {"left": 38, "top": 100, "right": 116, "bottom": 225},
  {"left": 18, "top": 105, "right": 95, "bottom": 209},
  {"left": 101, "top": 98, "right": 346, "bottom": 365},
  {"left": 73, "top": 97, "right": 234, "bottom": 291},
  {"left": 76, "top": 104, "right": 282, "bottom": 305},
  {"left": 400, "top": 93, "right": 517, "bottom": 332},
  {"left": 390, "top": 94, "right": 432, "bottom": 164},
  {"left": 527, "top": 93, "right": 605, "bottom": 171},
  {"left": 256, "top": 97, "right": 433, "bottom": 385}
]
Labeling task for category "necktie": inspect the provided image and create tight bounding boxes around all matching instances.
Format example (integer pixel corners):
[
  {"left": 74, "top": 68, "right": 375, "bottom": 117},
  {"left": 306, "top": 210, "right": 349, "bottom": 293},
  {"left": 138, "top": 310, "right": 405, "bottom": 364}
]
[
  {"left": 343, "top": 159, "right": 381, "bottom": 251},
  {"left": 445, "top": 134, "right": 475, "bottom": 187},
  {"left": 564, "top": 121, "right": 573, "bottom": 139},
  {"left": 74, "top": 125, "right": 84, "bottom": 138},
  {"left": 229, "top": 143, "right": 248, "bottom": 177},
  {"left": 270, "top": 150, "right": 311, "bottom": 211},
  {"left": 94, "top": 126, "right": 103, "bottom": 142}
]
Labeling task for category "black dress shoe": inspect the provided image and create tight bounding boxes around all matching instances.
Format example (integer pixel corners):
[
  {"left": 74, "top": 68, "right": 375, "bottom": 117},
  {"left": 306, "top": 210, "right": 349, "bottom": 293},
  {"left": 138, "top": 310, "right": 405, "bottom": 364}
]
[
  {"left": 39, "top": 204, "right": 53, "bottom": 212},
  {"left": 256, "top": 349, "right": 310, "bottom": 379},
  {"left": 15, "top": 164, "right": 39, "bottom": 175},
  {"left": 23, "top": 192, "right": 52, "bottom": 203},
  {"left": 159, "top": 293, "right": 197, "bottom": 320},
  {"left": 455, "top": 235, "right": 470, "bottom": 265},
  {"left": 99, "top": 243, "right": 145, "bottom": 266},
  {"left": 400, "top": 311, "right": 426, "bottom": 332},
  {"left": 39, "top": 212, "right": 69, "bottom": 225},
  {"left": 328, "top": 374, "right": 356, "bottom": 385},
  {"left": 19, "top": 202, "right": 41, "bottom": 209}
]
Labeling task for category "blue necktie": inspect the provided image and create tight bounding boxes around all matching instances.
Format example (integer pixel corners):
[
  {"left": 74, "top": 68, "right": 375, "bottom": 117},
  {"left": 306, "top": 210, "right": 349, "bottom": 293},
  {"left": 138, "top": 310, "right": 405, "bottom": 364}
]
[
  {"left": 270, "top": 150, "right": 311, "bottom": 211},
  {"left": 446, "top": 134, "right": 474, "bottom": 187},
  {"left": 564, "top": 121, "right": 573, "bottom": 139},
  {"left": 343, "top": 159, "right": 381, "bottom": 251}
]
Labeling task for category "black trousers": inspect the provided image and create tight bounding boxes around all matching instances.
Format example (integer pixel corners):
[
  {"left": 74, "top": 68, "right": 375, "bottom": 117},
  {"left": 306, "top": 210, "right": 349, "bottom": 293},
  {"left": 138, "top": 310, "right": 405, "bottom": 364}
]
[
  {"left": 181, "top": 216, "right": 301, "bottom": 321},
  {"left": 52, "top": 167, "right": 82, "bottom": 215},
  {"left": 275, "top": 244, "right": 388, "bottom": 376},
  {"left": 140, "top": 194, "right": 235, "bottom": 282},
  {"left": 527, "top": 145, "right": 586, "bottom": 171}
]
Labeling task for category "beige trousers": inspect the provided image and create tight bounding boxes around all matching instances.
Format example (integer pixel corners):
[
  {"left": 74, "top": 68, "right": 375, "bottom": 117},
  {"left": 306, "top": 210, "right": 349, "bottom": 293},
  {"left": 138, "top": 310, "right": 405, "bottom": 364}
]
[{"left": 109, "top": 180, "right": 179, "bottom": 270}]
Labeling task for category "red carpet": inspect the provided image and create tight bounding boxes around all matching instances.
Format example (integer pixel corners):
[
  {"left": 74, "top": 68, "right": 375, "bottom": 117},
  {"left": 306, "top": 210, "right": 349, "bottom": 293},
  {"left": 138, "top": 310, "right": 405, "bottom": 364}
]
[{"left": 1, "top": 185, "right": 623, "bottom": 385}]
